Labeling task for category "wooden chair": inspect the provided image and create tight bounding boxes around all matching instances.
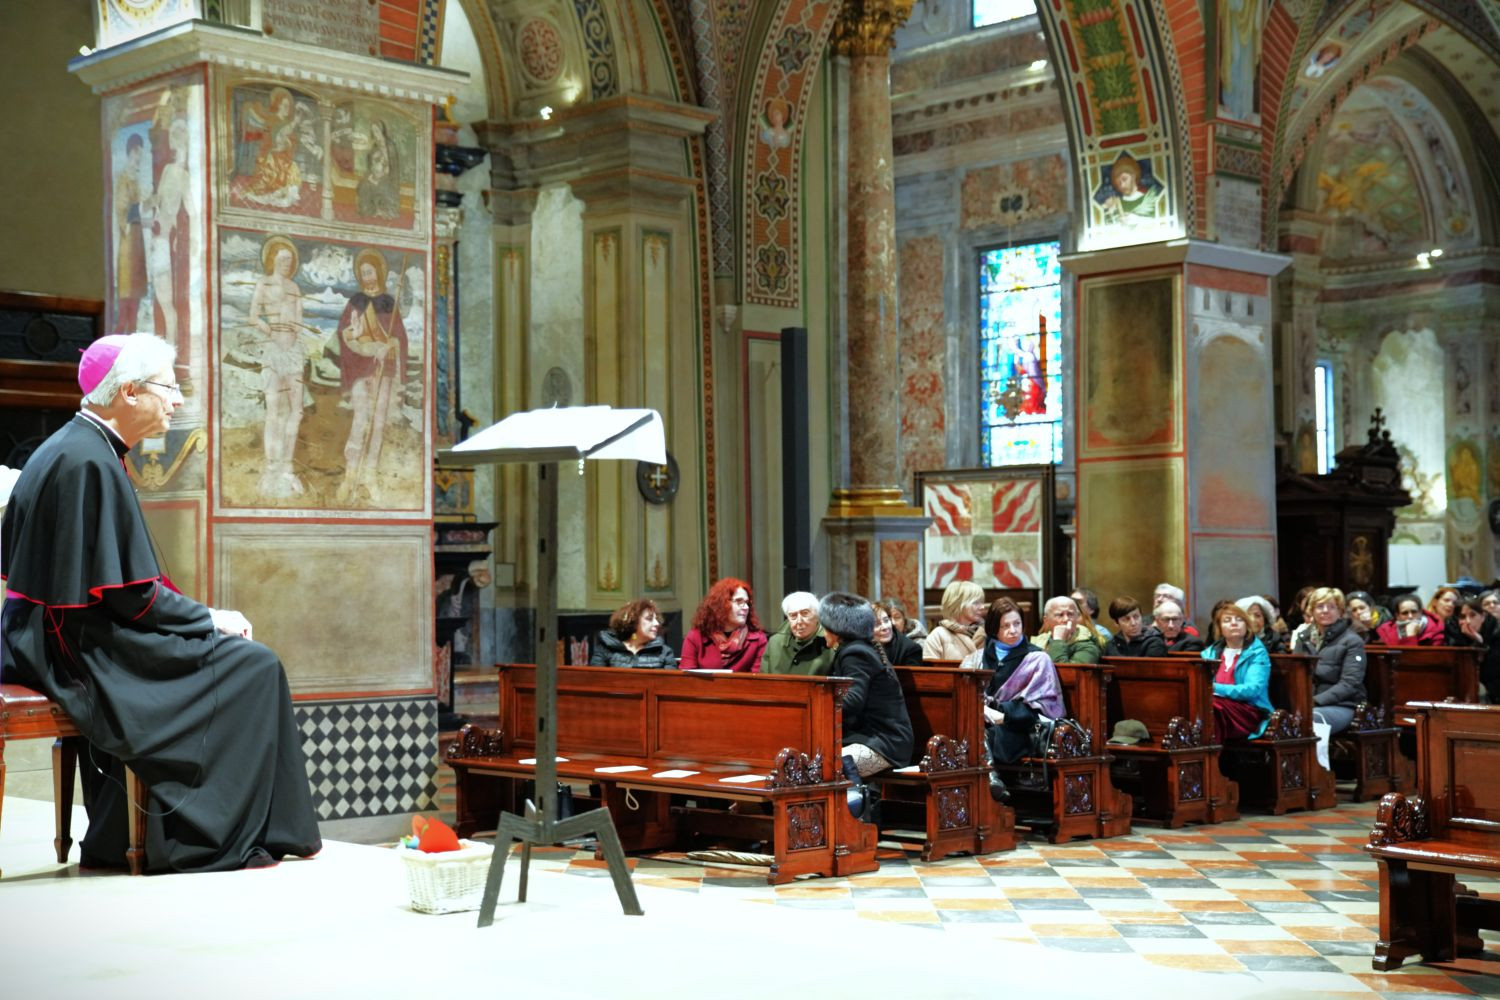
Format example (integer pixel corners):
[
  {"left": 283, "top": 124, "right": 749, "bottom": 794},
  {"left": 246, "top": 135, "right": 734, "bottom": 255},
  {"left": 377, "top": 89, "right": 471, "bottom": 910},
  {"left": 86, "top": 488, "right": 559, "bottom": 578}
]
[
  {"left": 0, "top": 683, "right": 148, "bottom": 875},
  {"left": 1331, "top": 645, "right": 1402, "bottom": 801}
]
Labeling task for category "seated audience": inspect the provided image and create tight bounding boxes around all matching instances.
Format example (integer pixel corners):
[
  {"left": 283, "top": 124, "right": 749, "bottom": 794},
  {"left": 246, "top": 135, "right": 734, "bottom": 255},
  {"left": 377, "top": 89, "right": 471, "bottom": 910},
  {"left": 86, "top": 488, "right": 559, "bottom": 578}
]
[
  {"left": 680, "top": 577, "right": 768, "bottom": 672},
  {"left": 1374, "top": 594, "right": 1446, "bottom": 646},
  {"left": 1033, "top": 594, "right": 1102, "bottom": 664},
  {"left": 761, "top": 591, "right": 834, "bottom": 676},
  {"left": 873, "top": 600, "right": 925, "bottom": 666},
  {"left": 1236, "top": 595, "right": 1285, "bottom": 653},
  {"left": 1262, "top": 594, "right": 1289, "bottom": 638},
  {"left": 1455, "top": 596, "right": 1500, "bottom": 704},
  {"left": 1103, "top": 596, "right": 1166, "bottom": 656},
  {"left": 1154, "top": 600, "right": 1203, "bottom": 653},
  {"left": 1291, "top": 586, "right": 1367, "bottom": 734},
  {"left": 590, "top": 598, "right": 677, "bottom": 668},
  {"left": 821, "top": 592, "right": 913, "bottom": 778},
  {"left": 922, "top": 580, "right": 986, "bottom": 661},
  {"left": 886, "top": 597, "right": 927, "bottom": 642},
  {"left": 1344, "top": 590, "right": 1389, "bottom": 639},
  {"left": 1202, "top": 600, "right": 1272, "bottom": 740},
  {"left": 960, "top": 598, "right": 1065, "bottom": 799},
  {"left": 1427, "top": 586, "right": 1464, "bottom": 644},
  {"left": 1073, "top": 587, "right": 1111, "bottom": 641},
  {"left": 1153, "top": 582, "right": 1200, "bottom": 635},
  {"left": 1481, "top": 589, "right": 1500, "bottom": 622}
]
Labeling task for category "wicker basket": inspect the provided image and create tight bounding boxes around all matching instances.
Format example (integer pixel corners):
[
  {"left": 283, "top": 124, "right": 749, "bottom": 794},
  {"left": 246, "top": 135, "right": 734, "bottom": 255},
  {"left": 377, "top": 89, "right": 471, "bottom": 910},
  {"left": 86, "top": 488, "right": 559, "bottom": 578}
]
[{"left": 399, "top": 839, "right": 494, "bottom": 914}]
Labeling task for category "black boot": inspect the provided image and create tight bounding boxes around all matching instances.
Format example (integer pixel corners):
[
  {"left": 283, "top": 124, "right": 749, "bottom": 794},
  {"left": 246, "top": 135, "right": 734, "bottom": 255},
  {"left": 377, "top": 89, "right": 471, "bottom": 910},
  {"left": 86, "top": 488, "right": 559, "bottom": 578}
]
[
  {"left": 988, "top": 771, "right": 1011, "bottom": 804},
  {"left": 842, "top": 754, "right": 867, "bottom": 820}
]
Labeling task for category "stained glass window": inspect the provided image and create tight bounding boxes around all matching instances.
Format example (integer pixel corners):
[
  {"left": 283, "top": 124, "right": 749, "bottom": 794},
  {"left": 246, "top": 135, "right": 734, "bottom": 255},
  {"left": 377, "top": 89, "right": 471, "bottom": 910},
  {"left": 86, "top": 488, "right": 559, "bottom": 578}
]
[
  {"left": 979, "top": 240, "right": 1063, "bottom": 466},
  {"left": 973, "top": 0, "right": 1036, "bottom": 28}
]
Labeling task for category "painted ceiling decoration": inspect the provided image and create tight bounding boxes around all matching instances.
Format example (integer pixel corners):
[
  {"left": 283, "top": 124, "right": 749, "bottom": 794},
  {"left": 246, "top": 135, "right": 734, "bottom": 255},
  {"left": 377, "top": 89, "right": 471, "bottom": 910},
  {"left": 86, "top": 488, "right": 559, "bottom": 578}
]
[
  {"left": 740, "top": 0, "right": 844, "bottom": 308},
  {"left": 1312, "top": 76, "right": 1479, "bottom": 260},
  {"left": 1034, "top": 0, "right": 1188, "bottom": 250}
]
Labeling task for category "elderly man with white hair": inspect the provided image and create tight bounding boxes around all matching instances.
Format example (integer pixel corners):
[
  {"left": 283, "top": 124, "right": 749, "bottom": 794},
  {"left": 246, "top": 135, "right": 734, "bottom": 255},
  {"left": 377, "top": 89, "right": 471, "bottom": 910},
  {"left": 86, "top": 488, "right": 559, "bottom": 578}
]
[
  {"left": 1, "top": 333, "right": 321, "bottom": 873},
  {"left": 1031, "top": 594, "right": 1102, "bottom": 664},
  {"left": 760, "top": 590, "right": 835, "bottom": 675},
  {"left": 1154, "top": 599, "right": 1204, "bottom": 653},
  {"left": 1153, "top": 582, "right": 1201, "bottom": 636}
]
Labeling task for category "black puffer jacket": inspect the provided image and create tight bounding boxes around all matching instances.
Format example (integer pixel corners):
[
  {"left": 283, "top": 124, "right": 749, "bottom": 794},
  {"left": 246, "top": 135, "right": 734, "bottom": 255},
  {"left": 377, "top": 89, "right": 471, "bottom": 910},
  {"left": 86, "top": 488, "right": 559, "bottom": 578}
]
[
  {"left": 1294, "top": 617, "right": 1366, "bottom": 709},
  {"left": 589, "top": 630, "right": 677, "bottom": 669},
  {"left": 833, "top": 638, "right": 914, "bottom": 768},
  {"left": 882, "top": 631, "right": 925, "bottom": 667},
  {"left": 1104, "top": 625, "right": 1167, "bottom": 657}
]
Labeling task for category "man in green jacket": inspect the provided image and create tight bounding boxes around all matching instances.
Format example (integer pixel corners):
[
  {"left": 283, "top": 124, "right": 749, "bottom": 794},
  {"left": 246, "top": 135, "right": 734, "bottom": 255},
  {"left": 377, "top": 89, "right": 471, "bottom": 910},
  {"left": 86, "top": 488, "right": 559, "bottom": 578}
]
[
  {"left": 1032, "top": 594, "right": 1102, "bottom": 664},
  {"left": 761, "top": 591, "right": 836, "bottom": 675}
]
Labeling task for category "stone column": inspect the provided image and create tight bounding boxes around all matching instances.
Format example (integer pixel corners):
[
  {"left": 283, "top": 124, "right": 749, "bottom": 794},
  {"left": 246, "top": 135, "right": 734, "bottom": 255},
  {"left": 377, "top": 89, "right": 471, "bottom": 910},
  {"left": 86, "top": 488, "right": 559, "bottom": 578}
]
[{"left": 822, "top": 0, "right": 926, "bottom": 608}]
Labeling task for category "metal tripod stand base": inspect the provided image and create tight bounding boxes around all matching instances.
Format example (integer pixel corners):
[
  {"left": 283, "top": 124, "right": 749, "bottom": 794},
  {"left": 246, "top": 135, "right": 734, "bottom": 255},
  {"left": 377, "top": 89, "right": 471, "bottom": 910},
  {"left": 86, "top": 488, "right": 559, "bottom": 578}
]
[{"left": 476, "top": 805, "right": 644, "bottom": 927}]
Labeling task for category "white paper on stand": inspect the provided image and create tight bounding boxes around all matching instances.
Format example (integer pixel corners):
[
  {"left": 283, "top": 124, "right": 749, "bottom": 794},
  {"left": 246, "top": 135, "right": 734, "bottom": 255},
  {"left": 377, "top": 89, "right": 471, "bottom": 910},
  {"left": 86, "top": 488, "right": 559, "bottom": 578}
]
[
  {"left": 595, "top": 764, "right": 647, "bottom": 773},
  {"left": 519, "top": 757, "right": 569, "bottom": 765},
  {"left": 653, "top": 769, "right": 700, "bottom": 779},
  {"left": 718, "top": 774, "right": 765, "bottom": 784}
]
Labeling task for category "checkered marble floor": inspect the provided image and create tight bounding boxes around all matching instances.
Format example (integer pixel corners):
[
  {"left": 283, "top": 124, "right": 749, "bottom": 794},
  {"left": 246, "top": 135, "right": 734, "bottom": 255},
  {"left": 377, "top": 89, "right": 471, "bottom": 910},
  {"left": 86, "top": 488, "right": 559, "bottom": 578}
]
[{"left": 511, "top": 798, "right": 1500, "bottom": 998}]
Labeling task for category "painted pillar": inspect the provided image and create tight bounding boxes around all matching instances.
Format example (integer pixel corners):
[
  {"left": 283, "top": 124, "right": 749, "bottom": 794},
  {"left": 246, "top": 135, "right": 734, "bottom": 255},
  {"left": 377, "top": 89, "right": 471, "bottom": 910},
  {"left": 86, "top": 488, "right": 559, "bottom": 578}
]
[
  {"left": 73, "top": 17, "right": 457, "bottom": 825},
  {"left": 822, "top": 0, "right": 927, "bottom": 609},
  {"left": 1065, "top": 242, "right": 1289, "bottom": 630}
]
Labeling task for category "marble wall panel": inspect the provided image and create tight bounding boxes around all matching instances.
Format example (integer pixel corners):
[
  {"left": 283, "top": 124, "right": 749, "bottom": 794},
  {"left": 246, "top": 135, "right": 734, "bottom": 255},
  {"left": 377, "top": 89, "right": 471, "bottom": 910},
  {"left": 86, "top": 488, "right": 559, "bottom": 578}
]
[
  {"left": 959, "top": 154, "right": 1068, "bottom": 231},
  {"left": 898, "top": 234, "right": 947, "bottom": 493},
  {"left": 1079, "top": 274, "right": 1181, "bottom": 457},
  {"left": 1078, "top": 458, "right": 1185, "bottom": 611},
  {"left": 1193, "top": 326, "right": 1274, "bottom": 532}
]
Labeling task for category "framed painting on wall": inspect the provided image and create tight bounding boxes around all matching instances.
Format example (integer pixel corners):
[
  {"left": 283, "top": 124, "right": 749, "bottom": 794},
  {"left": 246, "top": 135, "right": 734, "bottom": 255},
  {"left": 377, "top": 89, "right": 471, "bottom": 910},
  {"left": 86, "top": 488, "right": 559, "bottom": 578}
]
[{"left": 914, "top": 465, "right": 1054, "bottom": 633}]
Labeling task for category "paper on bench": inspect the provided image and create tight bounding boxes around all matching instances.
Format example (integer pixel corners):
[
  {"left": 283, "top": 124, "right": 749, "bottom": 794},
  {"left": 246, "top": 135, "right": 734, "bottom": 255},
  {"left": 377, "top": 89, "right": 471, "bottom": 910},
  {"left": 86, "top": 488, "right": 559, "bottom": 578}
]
[
  {"left": 718, "top": 774, "right": 765, "bottom": 784},
  {"left": 594, "top": 764, "right": 647, "bottom": 773},
  {"left": 652, "top": 768, "right": 699, "bottom": 779},
  {"left": 893, "top": 764, "right": 921, "bottom": 773},
  {"left": 518, "top": 757, "right": 569, "bottom": 765}
]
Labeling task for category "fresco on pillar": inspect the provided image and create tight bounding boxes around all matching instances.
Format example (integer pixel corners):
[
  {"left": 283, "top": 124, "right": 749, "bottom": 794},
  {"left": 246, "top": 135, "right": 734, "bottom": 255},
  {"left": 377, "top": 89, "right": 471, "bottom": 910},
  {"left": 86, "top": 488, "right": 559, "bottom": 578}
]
[
  {"left": 1217, "top": 0, "right": 1263, "bottom": 126},
  {"left": 220, "top": 80, "right": 425, "bottom": 236},
  {"left": 216, "top": 228, "right": 429, "bottom": 516},
  {"left": 103, "top": 68, "right": 210, "bottom": 498},
  {"left": 104, "top": 70, "right": 207, "bottom": 391},
  {"left": 1079, "top": 274, "right": 1180, "bottom": 457},
  {"left": 1193, "top": 316, "right": 1272, "bottom": 532}
]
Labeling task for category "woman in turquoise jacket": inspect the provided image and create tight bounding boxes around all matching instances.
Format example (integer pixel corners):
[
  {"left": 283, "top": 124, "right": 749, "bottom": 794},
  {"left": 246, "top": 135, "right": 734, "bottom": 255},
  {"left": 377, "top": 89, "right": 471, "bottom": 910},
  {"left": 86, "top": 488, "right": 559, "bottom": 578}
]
[{"left": 1201, "top": 599, "right": 1274, "bottom": 740}]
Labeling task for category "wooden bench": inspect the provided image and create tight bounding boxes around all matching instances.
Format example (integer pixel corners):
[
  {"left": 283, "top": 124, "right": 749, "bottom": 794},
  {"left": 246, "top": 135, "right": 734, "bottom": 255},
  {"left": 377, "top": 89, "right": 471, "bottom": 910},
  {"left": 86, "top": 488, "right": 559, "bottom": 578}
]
[
  {"left": 1217, "top": 653, "right": 1337, "bottom": 814},
  {"left": 1376, "top": 644, "right": 1484, "bottom": 785},
  {"left": 444, "top": 664, "right": 879, "bottom": 884},
  {"left": 980, "top": 660, "right": 1131, "bottom": 843},
  {"left": 1331, "top": 644, "right": 1403, "bottom": 801},
  {"left": 1366, "top": 701, "right": 1500, "bottom": 970},
  {"left": 1102, "top": 656, "right": 1239, "bottom": 827},
  {"left": 878, "top": 665, "right": 1016, "bottom": 861}
]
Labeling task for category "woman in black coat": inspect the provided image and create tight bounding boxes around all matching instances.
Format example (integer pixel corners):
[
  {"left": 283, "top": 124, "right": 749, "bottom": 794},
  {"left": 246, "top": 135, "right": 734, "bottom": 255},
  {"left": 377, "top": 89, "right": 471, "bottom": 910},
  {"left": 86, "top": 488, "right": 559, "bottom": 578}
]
[
  {"left": 874, "top": 600, "right": 925, "bottom": 666},
  {"left": 1456, "top": 597, "right": 1500, "bottom": 704},
  {"left": 821, "top": 592, "right": 913, "bottom": 776}
]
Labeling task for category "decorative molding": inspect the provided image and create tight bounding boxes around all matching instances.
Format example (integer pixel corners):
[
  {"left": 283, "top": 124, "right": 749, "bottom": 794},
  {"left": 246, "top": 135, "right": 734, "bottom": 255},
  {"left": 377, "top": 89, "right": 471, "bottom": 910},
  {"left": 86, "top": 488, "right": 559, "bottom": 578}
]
[
  {"left": 1160, "top": 716, "right": 1204, "bottom": 750},
  {"left": 766, "top": 746, "right": 824, "bottom": 787},
  {"left": 71, "top": 20, "right": 465, "bottom": 101},
  {"left": 919, "top": 734, "right": 971, "bottom": 772}
]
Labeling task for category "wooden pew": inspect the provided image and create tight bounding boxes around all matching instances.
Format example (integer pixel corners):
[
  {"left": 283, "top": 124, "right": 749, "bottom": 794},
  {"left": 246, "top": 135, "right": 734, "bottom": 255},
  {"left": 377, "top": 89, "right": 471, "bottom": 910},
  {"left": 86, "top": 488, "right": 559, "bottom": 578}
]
[
  {"left": 1366, "top": 702, "right": 1500, "bottom": 970},
  {"left": 444, "top": 664, "right": 879, "bottom": 885},
  {"left": 1218, "top": 653, "right": 1337, "bottom": 814},
  {"left": 1331, "top": 645, "right": 1402, "bottom": 801},
  {"left": 879, "top": 665, "right": 1016, "bottom": 861},
  {"left": 987, "top": 661, "right": 1132, "bottom": 843},
  {"left": 1379, "top": 644, "right": 1483, "bottom": 713},
  {"left": 1102, "top": 656, "right": 1239, "bottom": 827}
]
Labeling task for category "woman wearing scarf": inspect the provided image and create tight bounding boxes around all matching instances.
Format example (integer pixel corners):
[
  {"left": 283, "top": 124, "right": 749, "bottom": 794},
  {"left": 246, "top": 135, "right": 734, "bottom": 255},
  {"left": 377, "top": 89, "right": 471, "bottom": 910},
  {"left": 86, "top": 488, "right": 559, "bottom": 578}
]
[
  {"left": 1427, "top": 586, "right": 1465, "bottom": 644},
  {"left": 1202, "top": 601, "right": 1273, "bottom": 740},
  {"left": 679, "top": 577, "right": 768, "bottom": 672},
  {"left": 1374, "top": 594, "right": 1447, "bottom": 646},
  {"left": 961, "top": 598, "right": 1065, "bottom": 802},
  {"left": 921, "top": 579, "right": 986, "bottom": 661},
  {"left": 1344, "top": 590, "right": 1390, "bottom": 640},
  {"left": 1291, "top": 586, "right": 1367, "bottom": 734},
  {"left": 873, "top": 600, "right": 925, "bottom": 666}
]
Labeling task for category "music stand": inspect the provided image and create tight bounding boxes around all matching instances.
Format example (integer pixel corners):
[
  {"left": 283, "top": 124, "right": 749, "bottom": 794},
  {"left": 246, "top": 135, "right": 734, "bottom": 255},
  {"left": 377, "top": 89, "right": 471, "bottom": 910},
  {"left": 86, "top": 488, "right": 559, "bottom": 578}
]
[{"left": 444, "top": 405, "right": 661, "bottom": 925}]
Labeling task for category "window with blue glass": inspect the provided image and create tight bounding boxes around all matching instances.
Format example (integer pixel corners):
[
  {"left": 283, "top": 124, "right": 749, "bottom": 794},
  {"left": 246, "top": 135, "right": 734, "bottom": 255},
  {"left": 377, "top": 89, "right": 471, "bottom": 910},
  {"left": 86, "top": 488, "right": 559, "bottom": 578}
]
[
  {"left": 973, "top": 0, "right": 1036, "bottom": 28},
  {"left": 979, "top": 240, "right": 1063, "bottom": 466}
]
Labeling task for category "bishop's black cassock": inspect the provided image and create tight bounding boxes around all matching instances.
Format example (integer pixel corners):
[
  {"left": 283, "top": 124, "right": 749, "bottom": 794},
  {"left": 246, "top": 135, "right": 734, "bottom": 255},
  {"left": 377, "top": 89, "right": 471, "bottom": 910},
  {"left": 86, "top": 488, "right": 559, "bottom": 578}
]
[{"left": 2, "top": 413, "right": 321, "bottom": 871}]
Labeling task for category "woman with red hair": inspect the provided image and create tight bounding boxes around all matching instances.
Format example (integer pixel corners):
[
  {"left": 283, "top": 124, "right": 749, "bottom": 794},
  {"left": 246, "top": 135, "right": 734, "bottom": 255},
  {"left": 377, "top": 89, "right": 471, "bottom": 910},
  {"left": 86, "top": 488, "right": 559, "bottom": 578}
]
[{"left": 680, "top": 578, "right": 768, "bottom": 672}]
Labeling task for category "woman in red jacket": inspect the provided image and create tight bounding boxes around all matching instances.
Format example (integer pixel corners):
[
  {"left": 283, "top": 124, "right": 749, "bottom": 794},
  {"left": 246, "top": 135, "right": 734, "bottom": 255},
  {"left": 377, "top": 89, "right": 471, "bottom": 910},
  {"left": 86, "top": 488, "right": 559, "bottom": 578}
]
[
  {"left": 679, "top": 577, "right": 768, "bottom": 671},
  {"left": 1375, "top": 594, "right": 1446, "bottom": 645}
]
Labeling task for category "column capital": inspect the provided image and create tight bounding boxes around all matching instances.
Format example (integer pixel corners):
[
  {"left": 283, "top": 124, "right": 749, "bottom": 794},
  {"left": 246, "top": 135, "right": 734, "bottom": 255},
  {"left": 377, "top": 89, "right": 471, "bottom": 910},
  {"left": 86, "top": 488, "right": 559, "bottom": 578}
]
[{"left": 831, "top": 0, "right": 916, "bottom": 58}]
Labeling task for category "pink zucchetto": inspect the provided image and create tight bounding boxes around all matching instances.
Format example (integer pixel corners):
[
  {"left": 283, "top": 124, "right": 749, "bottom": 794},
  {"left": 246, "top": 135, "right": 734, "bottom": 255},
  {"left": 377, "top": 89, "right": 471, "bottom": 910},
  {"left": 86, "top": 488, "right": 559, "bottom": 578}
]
[{"left": 78, "top": 334, "right": 133, "bottom": 396}]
